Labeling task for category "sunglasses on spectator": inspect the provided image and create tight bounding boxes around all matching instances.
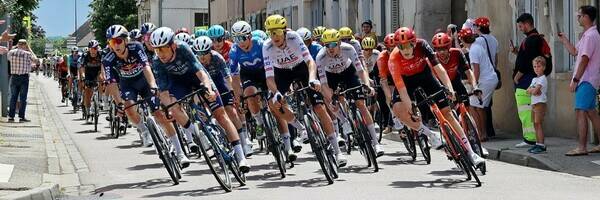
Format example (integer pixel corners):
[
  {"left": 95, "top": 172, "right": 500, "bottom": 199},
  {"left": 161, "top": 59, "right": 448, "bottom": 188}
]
[
  {"left": 233, "top": 35, "right": 250, "bottom": 43},
  {"left": 109, "top": 38, "right": 125, "bottom": 47},
  {"left": 267, "top": 29, "right": 286, "bottom": 37},
  {"left": 325, "top": 42, "right": 339, "bottom": 49}
]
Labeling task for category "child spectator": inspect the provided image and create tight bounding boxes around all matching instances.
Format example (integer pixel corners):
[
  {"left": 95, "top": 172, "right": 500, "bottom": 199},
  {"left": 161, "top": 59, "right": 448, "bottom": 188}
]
[{"left": 527, "top": 56, "right": 548, "bottom": 153}]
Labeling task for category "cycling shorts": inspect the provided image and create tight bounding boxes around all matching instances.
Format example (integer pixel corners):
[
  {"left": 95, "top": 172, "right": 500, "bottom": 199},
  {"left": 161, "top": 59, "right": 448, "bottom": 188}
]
[
  {"left": 167, "top": 75, "right": 224, "bottom": 112},
  {"left": 120, "top": 76, "right": 160, "bottom": 112},
  {"left": 403, "top": 70, "right": 449, "bottom": 109},
  {"left": 325, "top": 66, "right": 365, "bottom": 100},
  {"left": 274, "top": 62, "right": 324, "bottom": 105},
  {"left": 240, "top": 67, "right": 267, "bottom": 91}
]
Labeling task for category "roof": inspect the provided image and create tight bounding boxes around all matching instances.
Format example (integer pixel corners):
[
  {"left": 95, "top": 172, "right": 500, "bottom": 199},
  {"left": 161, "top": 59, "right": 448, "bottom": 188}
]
[{"left": 71, "top": 19, "right": 92, "bottom": 43}]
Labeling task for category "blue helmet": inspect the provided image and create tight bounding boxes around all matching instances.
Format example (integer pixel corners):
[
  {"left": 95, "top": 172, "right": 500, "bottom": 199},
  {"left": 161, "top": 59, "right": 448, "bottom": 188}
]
[
  {"left": 207, "top": 25, "right": 225, "bottom": 39},
  {"left": 251, "top": 30, "right": 268, "bottom": 41},
  {"left": 140, "top": 23, "right": 156, "bottom": 35},
  {"left": 195, "top": 29, "right": 208, "bottom": 37}
]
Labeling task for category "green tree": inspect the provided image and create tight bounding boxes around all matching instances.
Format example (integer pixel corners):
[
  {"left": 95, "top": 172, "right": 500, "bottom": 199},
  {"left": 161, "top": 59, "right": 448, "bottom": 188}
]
[
  {"left": 1, "top": 0, "right": 41, "bottom": 43},
  {"left": 89, "top": 0, "right": 137, "bottom": 46}
]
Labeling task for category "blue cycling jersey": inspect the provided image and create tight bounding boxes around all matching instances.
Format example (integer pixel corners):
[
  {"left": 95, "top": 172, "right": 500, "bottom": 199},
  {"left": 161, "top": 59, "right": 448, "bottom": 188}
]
[
  {"left": 229, "top": 37, "right": 264, "bottom": 74},
  {"left": 69, "top": 54, "right": 81, "bottom": 68},
  {"left": 152, "top": 41, "right": 206, "bottom": 91},
  {"left": 308, "top": 42, "right": 323, "bottom": 60},
  {"left": 202, "top": 50, "right": 231, "bottom": 93},
  {"left": 102, "top": 42, "right": 149, "bottom": 80}
]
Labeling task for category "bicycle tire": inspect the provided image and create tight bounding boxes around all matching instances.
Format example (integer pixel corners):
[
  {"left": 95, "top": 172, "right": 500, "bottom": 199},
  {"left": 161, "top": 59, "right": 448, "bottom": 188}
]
[
  {"left": 359, "top": 116, "right": 379, "bottom": 172},
  {"left": 417, "top": 134, "right": 431, "bottom": 164},
  {"left": 175, "top": 124, "right": 189, "bottom": 156},
  {"left": 464, "top": 114, "right": 486, "bottom": 175},
  {"left": 93, "top": 94, "right": 99, "bottom": 132},
  {"left": 196, "top": 123, "right": 232, "bottom": 192},
  {"left": 444, "top": 124, "right": 481, "bottom": 187},
  {"left": 305, "top": 114, "right": 334, "bottom": 184},
  {"left": 263, "top": 110, "right": 286, "bottom": 178},
  {"left": 147, "top": 118, "right": 180, "bottom": 185}
]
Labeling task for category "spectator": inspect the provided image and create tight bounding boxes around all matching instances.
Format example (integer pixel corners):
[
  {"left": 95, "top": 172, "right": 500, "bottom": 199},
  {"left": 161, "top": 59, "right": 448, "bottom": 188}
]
[
  {"left": 558, "top": 5, "right": 600, "bottom": 156},
  {"left": 459, "top": 28, "right": 499, "bottom": 140},
  {"left": 6, "top": 39, "right": 38, "bottom": 122},
  {"left": 512, "top": 13, "right": 553, "bottom": 148},
  {"left": 473, "top": 16, "right": 499, "bottom": 140},
  {"left": 355, "top": 20, "right": 378, "bottom": 43},
  {"left": 527, "top": 56, "right": 548, "bottom": 154}
]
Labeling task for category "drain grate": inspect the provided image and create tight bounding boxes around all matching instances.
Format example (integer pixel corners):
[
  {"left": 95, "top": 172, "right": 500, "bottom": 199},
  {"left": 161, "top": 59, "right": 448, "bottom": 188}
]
[{"left": 0, "top": 132, "right": 43, "bottom": 139}]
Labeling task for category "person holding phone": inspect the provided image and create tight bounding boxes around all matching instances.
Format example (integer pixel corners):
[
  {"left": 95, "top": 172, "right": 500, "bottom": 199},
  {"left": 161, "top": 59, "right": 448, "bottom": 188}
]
[{"left": 512, "top": 13, "right": 553, "bottom": 148}]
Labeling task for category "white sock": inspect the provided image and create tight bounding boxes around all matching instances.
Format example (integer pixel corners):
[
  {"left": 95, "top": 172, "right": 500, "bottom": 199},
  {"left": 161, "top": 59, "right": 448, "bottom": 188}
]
[
  {"left": 460, "top": 135, "right": 475, "bottom": 154},
  {"left": 328, "top": 135, "right": 340, "bottom": 155},
  {"left": 367, "top": 124, "right": 379, "bottom": 144},
  {"left": 238, "top": 128, "right": 249, "bottom": 147},
  {"left": 136, "top": 122, "right": 147, "bottom": 132},
  {"left": 418, "top": 123, "right": 432, "bottom": 137},
  {"left": 184, "top": 123, "right": 196, "bottom": 142},
  {"left": 335, "top": 110, "right": 349, "bottom": 125},
  {"left": 537, "top": 143, "right": 545, "bottom": 147},
  {"left": 232, "top": 143, "right": 245, "bottom": 162},
  {"left": 253, "top": 113, "right": 263, "bottom": 126},
  {"left": 289, "top": 118, "right": 305, "bottom": 130},
  {"left": 169, "top": 135, "right": 183, "bottom": 155},
  {"left": 281, "top": 132, "right": 291, "bottom": 152},
  {"left": 332, "top": 120, "right": 339, "bottom": 135}
]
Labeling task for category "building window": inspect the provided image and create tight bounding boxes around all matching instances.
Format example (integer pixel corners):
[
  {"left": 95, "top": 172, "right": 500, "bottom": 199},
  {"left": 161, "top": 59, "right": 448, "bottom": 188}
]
[{"left": 195, "top": 13, "right": 209, "bottom": 27}]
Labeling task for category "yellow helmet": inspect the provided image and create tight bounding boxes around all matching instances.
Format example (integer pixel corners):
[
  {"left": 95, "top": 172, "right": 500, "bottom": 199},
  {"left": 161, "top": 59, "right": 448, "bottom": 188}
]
[
  {"left": 338, "top": 27, "right": 353, "bottom": 38},
  {"left": 361, "top": 37, "right": 376, "bottom": 49},
  {"left": 313, "top": 26, "right": 327, "bottom": 38},
  {"left": 264, "top": 15, "right": 287, "bottom": 30},
  {"left": 321, "top": 29, "right": 340, "bottom": 44}
]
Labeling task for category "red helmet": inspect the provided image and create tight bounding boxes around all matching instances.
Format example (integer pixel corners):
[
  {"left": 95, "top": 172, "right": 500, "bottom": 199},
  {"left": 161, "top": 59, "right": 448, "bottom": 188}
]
[
  {"left": 383, "top": 33, "right": 396, "bottom": 48},
  {"left": 474, "top": 17, "right": 490, "bottom": 27},
  {"left": 431, "top": 32, "right": 452, "bottom": 48},
  {"left": 458, "top": 28, "right": 475, "bottom": 40},
  {"left": 394, "top": 27, "right": 416, "bottom": 45}
]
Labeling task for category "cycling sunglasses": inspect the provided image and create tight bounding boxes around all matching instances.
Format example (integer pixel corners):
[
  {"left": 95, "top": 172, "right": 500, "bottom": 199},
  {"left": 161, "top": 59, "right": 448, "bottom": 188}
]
[
  {"left": 233, "top": 35, "right": 250, "bottom": 44},
  {"left": 325, "top": 42, "right": 339, "bottom": 49},
  {"left": 109, "top": 38, "right": 125, "bottom": 47},
  {"left": 267, "top": 29, "right": 286, "bottom": 37}
]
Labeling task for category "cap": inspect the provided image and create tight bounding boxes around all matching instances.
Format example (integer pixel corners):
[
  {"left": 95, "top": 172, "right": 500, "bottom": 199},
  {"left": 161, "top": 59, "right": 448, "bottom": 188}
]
[{"left": 18, "top": 39, "right": 27, "bottom": 44}]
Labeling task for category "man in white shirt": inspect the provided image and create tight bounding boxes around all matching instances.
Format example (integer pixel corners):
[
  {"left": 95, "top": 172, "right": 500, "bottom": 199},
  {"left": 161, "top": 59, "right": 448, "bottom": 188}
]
[{"left": 473, "top": 16, "right": 499, "bottom": 140}]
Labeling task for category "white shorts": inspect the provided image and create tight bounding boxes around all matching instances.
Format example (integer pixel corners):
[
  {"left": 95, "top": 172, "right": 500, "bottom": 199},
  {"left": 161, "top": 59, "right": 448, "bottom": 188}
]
[{"left": 470, "top": 79, "right": 498, "bottom": 108}]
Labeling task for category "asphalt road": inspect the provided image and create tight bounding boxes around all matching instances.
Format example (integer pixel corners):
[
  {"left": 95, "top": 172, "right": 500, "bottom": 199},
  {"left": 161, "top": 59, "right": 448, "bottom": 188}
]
[{"left": 36, "top": 76, "right": 599, "bottom": 200}]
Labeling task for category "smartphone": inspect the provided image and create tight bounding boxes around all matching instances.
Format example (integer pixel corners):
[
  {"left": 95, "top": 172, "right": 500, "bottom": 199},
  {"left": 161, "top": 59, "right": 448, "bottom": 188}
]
[
  {"left": 509, "top": 39, "right": 515, "bottom": 49},
  {"left": 556, "top": 23, "right": 562, "bottom": 36}
]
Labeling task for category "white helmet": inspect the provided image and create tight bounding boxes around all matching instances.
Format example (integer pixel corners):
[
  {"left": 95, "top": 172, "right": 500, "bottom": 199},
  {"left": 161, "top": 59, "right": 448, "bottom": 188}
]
[
  {"left": 192, "top": 36, "right": 212, "bottom": 52},
  {"left": 71, "top": 46, "right": 79, "bottom": 52},
  {"left": 106, "top": 25, "right": 129, "bottom": 39},
  {"left": 150, "top": 27, "right": 175, "bottom": 48},
  {"left": 297, "top": 27, "right": 312, "bottom": 41},
  {"left": 231, "top": 21, "right": 252, "bottom": 35},
  {"left": 83, "top": 47, "right": 89, "bottom": 52},
  {"left": 174, "top": 32, "right": 192, "bottom": 44}
]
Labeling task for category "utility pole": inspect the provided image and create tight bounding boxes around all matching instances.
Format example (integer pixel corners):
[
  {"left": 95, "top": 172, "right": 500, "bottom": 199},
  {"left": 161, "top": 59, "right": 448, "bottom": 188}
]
[
  {"left": 0, "top": 15, "right": 9, "bottom": 116},
  {"left": 74, "top": 0, "right": 77, "bottom": 36},
  {"left": 241, "top": 0, "right": 245, "bottom": 21}
]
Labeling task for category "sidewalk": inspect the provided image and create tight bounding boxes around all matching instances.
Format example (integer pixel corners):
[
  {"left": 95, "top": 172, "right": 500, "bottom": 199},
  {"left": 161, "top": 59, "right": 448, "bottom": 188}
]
[
  {"left": 384, "top": 130, "right": 600, "bottom": 178},
  {"left": 0, "top": 75, "right": 88, "bottom": 200}
]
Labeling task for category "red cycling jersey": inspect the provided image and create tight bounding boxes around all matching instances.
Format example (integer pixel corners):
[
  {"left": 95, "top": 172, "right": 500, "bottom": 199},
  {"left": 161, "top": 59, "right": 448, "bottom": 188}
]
[
  {"left": 215, "top": 40, "right": 232, "bottom": 63},
  {"left": 435, "top": 48, "right": 469, "bottom": 81},
  {"left": 388, "top": 39, "right": 439, "bottom": 90}
]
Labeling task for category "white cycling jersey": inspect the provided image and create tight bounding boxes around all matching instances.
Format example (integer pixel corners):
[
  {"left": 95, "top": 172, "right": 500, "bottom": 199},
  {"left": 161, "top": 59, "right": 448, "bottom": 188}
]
[
  {"left": 344, "top": 39, "right": 365, "bottom": 60},
  {"left": 263, "top": 30, "right": 313, "bottom": 78},
  {"left": 364, "top": 49, "right": 381, "bottom": 73},
  {"left": 316, "top": 42, "right": 364, "bottom": 84}
]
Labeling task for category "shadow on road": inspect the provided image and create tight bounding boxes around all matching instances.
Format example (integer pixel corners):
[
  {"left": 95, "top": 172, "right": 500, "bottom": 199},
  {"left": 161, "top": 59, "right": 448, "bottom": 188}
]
[
  {"left": 76, "top": 130, "right": 97, "bottom": 134},
  {"left": 245, "top": 171, "right": 284, "bottom": 181},
  {"left": 338, "top": 165, "right": 376, "bottom": 174},
  {"left": 390, "top": 178, "right": 480, "bottom": 189},
  {"left": 95, "top": 135, "right": 115, "bottom": 140},
  {"left": 142, "top": 186, "right": 228, "bottom": 198},
  {"left": 428, "top": 168, "right": 465, "bottom": 176},
  {"left": 93, "top": 178, "right": 178, "bottom": 194},
  {"left": 116, "top": 143, "right": 142, "bottom": 149},
  {"left": 127, "top": 163, "right": 164, "bottom": 171},
  {"left": 255, "top": 177, "right": 332, "bottom": 188}
]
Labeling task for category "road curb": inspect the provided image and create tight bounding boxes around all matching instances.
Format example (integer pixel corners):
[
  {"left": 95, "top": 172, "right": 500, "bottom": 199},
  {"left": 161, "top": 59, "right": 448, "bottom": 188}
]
[
  {"left": 0, "top": 183, "right": 60, "bottom": 200},
  {"left": 382, "top": 133, "right": 561, "bottom": 172}
]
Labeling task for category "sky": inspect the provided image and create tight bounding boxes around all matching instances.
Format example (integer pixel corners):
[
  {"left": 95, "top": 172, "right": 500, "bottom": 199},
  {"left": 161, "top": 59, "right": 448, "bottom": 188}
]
[{"left": 33, "top": 0, "right": 93, "bottom": 37}]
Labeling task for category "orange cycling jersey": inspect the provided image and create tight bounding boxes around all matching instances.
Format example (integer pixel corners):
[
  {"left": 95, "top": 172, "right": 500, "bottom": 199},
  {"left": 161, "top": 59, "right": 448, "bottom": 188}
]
[
  {"left": 435, "top": 48, "right": 469, "bottom": 81},
  {"left": 58, "top": 59, "right": 68, "bottom": 72},
  {"left": 377, "top": 50, "right": 403, "bottom": 87},
  {"left": 388, "top": 39, "right": 439, "bottom": 90}
]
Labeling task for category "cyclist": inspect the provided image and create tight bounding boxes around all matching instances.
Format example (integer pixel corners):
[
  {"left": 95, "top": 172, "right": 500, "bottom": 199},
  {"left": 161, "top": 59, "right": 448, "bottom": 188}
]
[
  {"left": 58, "top": 55, "right": 69, "bottom": 103},
  {"left": 313, "top": 26, "right": 327, "bottom": 46},
  {"left": 229, "top": 21, "right": 269, "bottom": 147},
  {"left": 377, "top": 33, "right": 405, "bottom": 131},
  {"left": 263, "top": 15, "right": 342, "bottom": 166},
  {"left": 68, "top": 47, "right": 82, "bottom": 104},
  {"left": 140, "top": 22, "right": 157, "bottom": 59},
  {"left": 317, "top": 29, "right": 385, "bottom": 157},
  {"left": 297, "top": 27, "right": 322, "bottom": 60},
  {"left": 431, "top": 32, "right": 478, "bottom": 103},
  {"left": 338, "top": 27, "right": 366, "bottom": 66},
  {"left": 193, "top": 35, "right": 253, "bottom": 158},
  {"left": 207, "top": 25, "right": 232, "bottom": 62},
  {"left": 363, "top": 37, "right": 394, "bottom": 134},
  {"left": 129, "top": 29, "right": 142, "bottom": 43},
  {"left": 388, "top": 27, "right": 485, "bottom": 166},
  {"left": 80, "top": 40, "right": 104, "bottom": 123},
  {"left": 151, "top": 27, "right": 250, "bottom": 172}
]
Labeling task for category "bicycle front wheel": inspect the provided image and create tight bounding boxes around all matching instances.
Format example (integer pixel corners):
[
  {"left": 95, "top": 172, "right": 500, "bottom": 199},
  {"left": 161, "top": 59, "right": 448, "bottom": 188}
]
[
  {"left": 147, "top": 118, "right": 180, "bottom": 185},
  {"left": 443, "top": 124, "right": 481, "bottom": 187},
  {"left": 264, "top": 111, "right": 286, "bottom": 178},
  {"left": 196, "top": 124, "right": 232, "bottom": 192},
  {"left": 305, "top": 114, "right": 334, "bottom": 184}
]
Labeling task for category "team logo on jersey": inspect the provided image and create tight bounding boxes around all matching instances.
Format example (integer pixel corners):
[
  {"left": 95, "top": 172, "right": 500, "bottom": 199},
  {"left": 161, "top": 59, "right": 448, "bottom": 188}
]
[
  {"left": 277, "top": 54, "right": 299, "bottom": 65},
  {"left": 241, "top": 58, "right": 262, "bottom": 67}
]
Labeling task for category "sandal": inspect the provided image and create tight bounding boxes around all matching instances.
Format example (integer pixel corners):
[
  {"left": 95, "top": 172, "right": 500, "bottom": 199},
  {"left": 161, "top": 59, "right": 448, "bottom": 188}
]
[
  {"left": 589, "top": 146, "right": 600, "bottom": 153},
  {"left": 565, "top": 148, "right": 588, "bottom": 156}
]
